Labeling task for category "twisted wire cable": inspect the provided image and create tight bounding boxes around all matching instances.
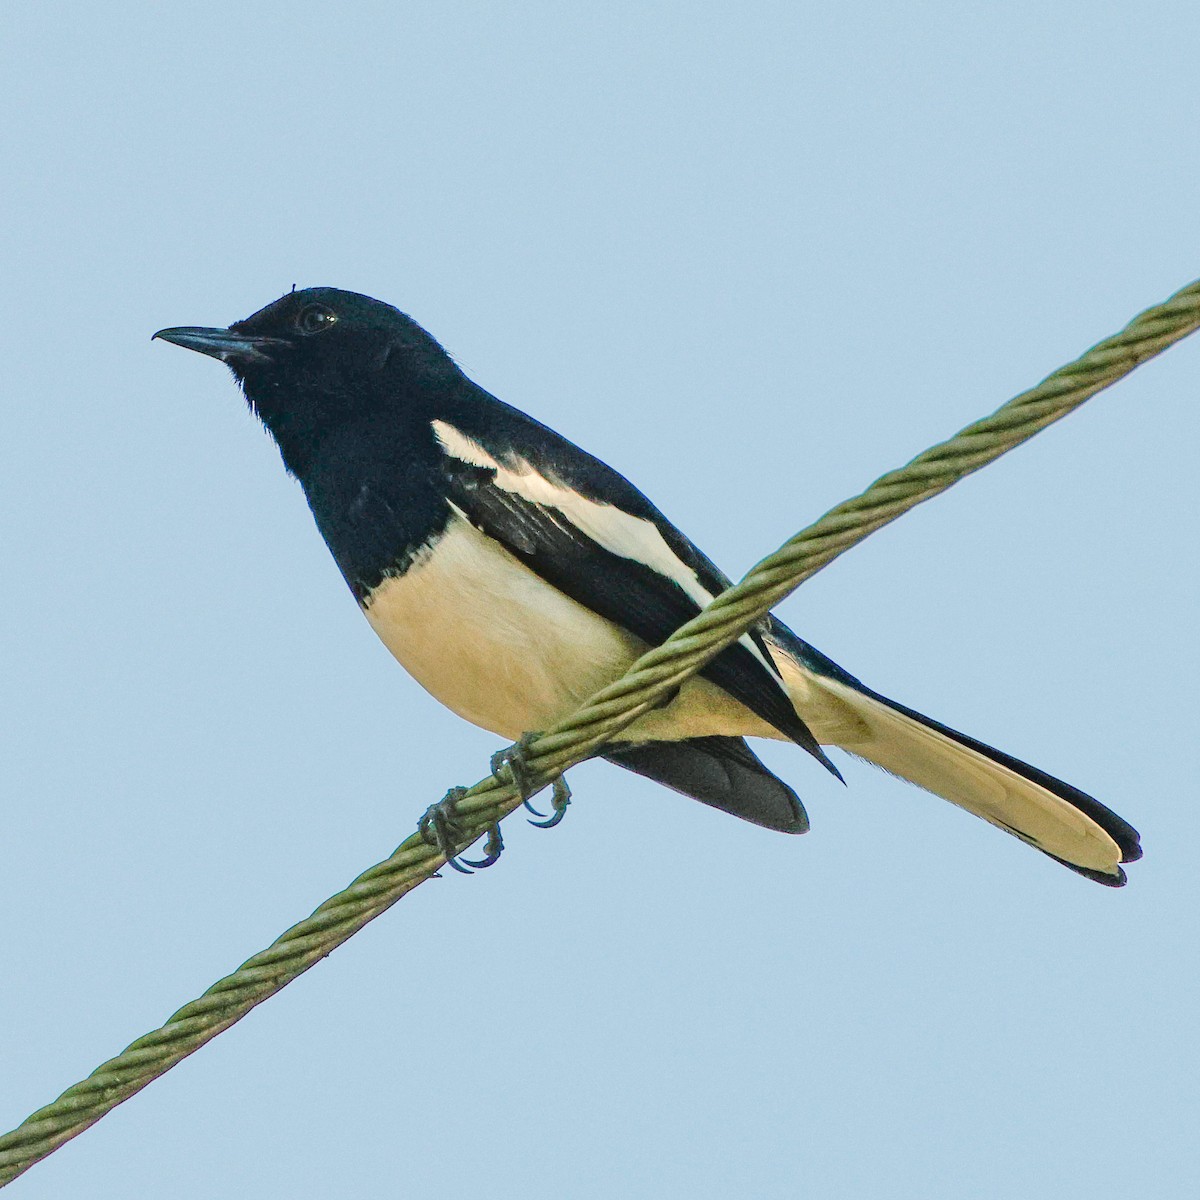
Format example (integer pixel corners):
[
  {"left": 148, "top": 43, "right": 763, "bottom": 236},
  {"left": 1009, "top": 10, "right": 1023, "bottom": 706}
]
[{"left": 2, "top": 277, "right": 1197, "bottom": 1186}]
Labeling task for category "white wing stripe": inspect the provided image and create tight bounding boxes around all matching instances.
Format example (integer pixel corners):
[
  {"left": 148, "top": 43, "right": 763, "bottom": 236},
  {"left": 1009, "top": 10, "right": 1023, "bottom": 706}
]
[{"left": 432, "top": 419, "right": 774, "bottom": 672}]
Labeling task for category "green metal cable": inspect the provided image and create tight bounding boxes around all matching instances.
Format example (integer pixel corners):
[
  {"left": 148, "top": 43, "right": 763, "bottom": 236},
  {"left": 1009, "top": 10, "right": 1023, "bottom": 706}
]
[{"left": 2, "top": 277, "right": 1197, "bottom": 1187}]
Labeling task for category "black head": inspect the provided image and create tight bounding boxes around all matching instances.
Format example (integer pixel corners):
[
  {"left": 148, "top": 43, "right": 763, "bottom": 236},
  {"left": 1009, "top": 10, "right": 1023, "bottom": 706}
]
[{"left": 155, "top": 287, "right": 459, "bottom": 474}]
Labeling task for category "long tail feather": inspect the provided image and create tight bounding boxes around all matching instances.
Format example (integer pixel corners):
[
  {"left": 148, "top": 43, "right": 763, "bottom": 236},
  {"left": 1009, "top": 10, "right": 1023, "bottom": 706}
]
[{"left": 765, "top": 623, "right": 1142, "bottom": 885}]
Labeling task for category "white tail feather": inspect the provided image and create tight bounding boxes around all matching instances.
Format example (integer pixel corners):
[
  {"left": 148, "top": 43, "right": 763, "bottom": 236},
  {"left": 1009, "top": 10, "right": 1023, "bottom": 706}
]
[{"left": 772, "top": 650, "right": 1128, "bottom": 880}]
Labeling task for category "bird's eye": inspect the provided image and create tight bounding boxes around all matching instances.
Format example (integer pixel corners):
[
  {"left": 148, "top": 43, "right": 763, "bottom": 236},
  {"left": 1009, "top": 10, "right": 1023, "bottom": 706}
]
[{"left": 296, "top": 304, "right": 338, "bottom": 335}]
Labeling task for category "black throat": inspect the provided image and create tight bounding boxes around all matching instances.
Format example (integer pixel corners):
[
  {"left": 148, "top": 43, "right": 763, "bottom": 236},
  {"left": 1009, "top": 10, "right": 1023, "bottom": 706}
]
[{"left": 245, "top": 368, "right": 465, "bottom": 605}]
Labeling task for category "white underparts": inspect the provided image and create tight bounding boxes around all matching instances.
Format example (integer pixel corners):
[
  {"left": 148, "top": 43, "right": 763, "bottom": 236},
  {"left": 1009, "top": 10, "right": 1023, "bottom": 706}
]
[{"left": 363, "top": 513, "right": 777, "bottom": 743}]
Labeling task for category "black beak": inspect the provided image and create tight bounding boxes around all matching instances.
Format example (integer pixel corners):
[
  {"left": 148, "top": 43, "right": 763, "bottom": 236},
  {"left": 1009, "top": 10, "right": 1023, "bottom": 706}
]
[{"left": 152, "top": 326, "right": 287, "bottom": 365}]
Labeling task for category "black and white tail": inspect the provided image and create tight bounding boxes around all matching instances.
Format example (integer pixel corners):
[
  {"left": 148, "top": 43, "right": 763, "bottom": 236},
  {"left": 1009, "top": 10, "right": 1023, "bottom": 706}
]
[{"left": 766, "top": 623, "right": 1142, "bottom": 886}]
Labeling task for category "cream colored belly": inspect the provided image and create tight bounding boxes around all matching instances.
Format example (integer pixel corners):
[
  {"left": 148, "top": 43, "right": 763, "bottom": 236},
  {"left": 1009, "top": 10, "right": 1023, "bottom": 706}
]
[{"left": 362, "top": 514, "right": 780, "bottom": 743}]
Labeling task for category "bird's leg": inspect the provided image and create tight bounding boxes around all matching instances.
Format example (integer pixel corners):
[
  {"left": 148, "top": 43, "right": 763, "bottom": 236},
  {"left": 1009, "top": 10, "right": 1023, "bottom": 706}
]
[
  {"left": 490, "top": 733, "right": 541, "bottom": 801},
  {"left": 418, "top": 786, "right": 505, "bottom": 874},
  {"left": 490, "top": 733, "right": 573, "bottom": 829}
]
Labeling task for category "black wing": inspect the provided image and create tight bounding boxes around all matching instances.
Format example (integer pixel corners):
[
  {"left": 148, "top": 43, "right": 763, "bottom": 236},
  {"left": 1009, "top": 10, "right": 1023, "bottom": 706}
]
[
  {"left": 604, "top": 737, "right": 809, "bottom": 832},
  {"left": 432, "top": 397, "right": 835, "bottom": 771}
]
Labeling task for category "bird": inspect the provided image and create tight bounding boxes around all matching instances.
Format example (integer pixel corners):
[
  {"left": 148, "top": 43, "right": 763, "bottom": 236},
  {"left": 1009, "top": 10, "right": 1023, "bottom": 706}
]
[{"left": 154, "top": 286, "right": 1142, "bottom": 886}]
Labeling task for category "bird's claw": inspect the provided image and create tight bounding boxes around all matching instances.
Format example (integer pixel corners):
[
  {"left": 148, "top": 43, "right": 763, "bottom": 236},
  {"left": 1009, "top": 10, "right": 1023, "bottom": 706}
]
[
  {"left": 526, "top": 776, "right": 572, "bottom": 829},
  {"left": 418, "top": 786, "right": 504, "bottom": 874},
  {"left": 490, "top": 734, "right": 573, "bottom": 831},
  {"left": 462, "top": 822, "right": 505, "bottom": 870}
]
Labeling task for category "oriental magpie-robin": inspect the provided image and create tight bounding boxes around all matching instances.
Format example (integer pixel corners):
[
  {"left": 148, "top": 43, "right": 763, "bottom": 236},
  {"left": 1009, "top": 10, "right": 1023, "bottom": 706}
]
[{"left": 155, "top": 287, "right": 1141, "bottom": 885}]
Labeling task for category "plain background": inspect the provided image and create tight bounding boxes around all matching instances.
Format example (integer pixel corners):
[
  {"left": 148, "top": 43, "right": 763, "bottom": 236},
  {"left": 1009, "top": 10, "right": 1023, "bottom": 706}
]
[{"left": 2, "top": 4, "right": 1197, "bottom": 1196}]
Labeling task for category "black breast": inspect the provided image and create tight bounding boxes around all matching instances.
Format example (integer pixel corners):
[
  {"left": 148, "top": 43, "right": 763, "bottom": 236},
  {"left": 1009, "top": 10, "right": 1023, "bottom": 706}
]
[{"left": 297, "top": 420, "right": 452, "bottom": 604}]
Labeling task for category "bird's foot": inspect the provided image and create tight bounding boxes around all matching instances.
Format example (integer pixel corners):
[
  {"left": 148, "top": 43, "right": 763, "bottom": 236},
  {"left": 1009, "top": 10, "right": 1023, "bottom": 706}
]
[
  {"left": 490, "top": 733, "right": 541, "bottom": 800},
  {"left": 490, "top": 734, "right": 572, "bottom": 829},
  {"left": 418, "top": 786, "right": 504, "bottom": 875}
]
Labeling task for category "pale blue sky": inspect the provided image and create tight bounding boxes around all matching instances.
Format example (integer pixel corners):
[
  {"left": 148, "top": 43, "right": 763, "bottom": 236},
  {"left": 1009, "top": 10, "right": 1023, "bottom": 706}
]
[{"left": 2, "top": 4, "right": 1198, "bottom": 1196}]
